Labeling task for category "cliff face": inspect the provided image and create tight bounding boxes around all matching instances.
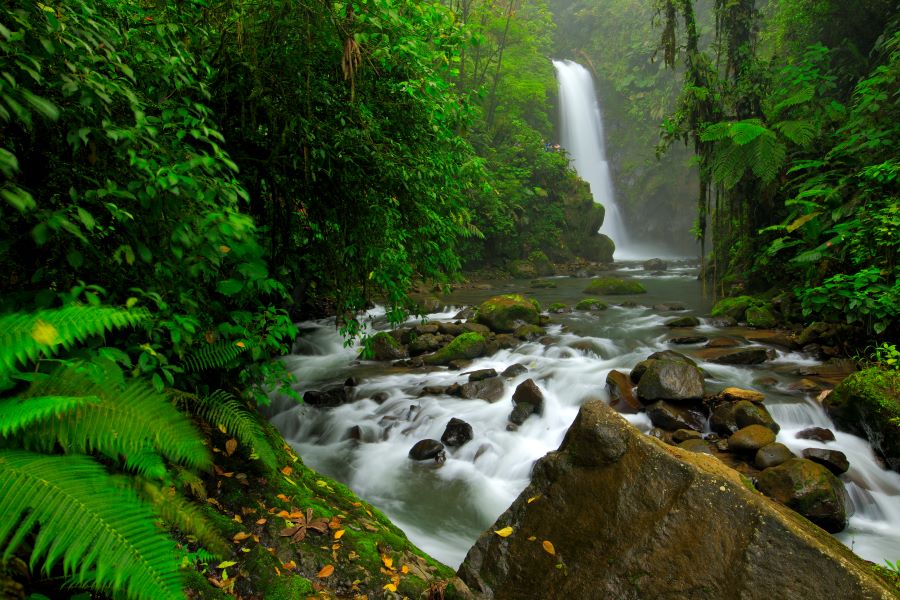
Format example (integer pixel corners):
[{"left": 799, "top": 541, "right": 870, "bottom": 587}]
[{"left": 458, "top": 400, "right": 896, "bottom": 600}]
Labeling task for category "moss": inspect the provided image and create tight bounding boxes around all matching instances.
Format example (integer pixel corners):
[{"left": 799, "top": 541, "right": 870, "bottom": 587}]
[
  {"left": 745, "top": 304, "right": 777, "bottom": 328},
  {"left": 530, "top": 279, "right": 557, "bottom": 288},
  {"left": 423, "top": 332, "right": 486, "bottom": 365},
  {"left": 827, "top": 368, "right": 900, "bottom": 470},
  {"left": 575, "top": 297, "right": 608, "bottom": 311},
  {"left": 261, "top": 575, "right": 315, "bottom": 599},
  {"left": 710, "top": 295, "right": 757, "bottom": 320},
  {"left": 475, "top": 294, "right": 541, "bottom": 332},
  {"left": 583, "top": 277, "right": 646, "bottom": 295},
  {"left": 508, "top": 260, "right": 537, "bottom": 279},
  {"left": 548, "top": 302, "right": 567, "bottom": 312},
  {"left": 181, "top": 568, "right": 232, "bottom": 600}
]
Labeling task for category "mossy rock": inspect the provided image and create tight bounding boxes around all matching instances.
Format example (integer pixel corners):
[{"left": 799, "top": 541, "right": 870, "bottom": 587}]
[
  {"left": 548, "top": 302, "right": 568, "bottom": 313},
  {"left": 530, "top": 279, "right": 557, "bottom": 289},
  {"left": 365, "top": 331, "right": 406, "bottom": 361},
  {"left": 746, "top": 304, "right": 777, "bottom": 328},
  {"left": 475, "top": 294, "right": 541, "bottom": 333},
  {"left": 508, "top": 260, "right": 538, "bottom": 279},
  {"left": 575, "top": 298, "right": 609, "bottom": 311},
  {"left": 710, "top": 295, "right": 756, "bottom": 321},
  {"left": 423, "top": 332, "right": 487, "bottom": 365},
  {"left": 825, "top": 368, "right": 900, "bottom": 471},
  {"left": 579, "top": 234, "right": 615, "bottom": 263},
  {"left": 583, "top": 277, "right": 646, "bottom": 295},
  {"left": 514, "top": 324, "right": 546, "bottom": 340},
  {"left": 528, "top": 250, "right": 555, "bottom": 276}
]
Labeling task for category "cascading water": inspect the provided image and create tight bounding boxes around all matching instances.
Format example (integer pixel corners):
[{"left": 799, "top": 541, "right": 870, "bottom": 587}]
[{"left": 553, "top": 59, "right": 630, "bottom": 255}]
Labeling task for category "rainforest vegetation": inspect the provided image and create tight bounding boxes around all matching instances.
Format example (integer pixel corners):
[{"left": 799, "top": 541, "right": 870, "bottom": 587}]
[{"left": 0, "top": 0, "right": 897, "bottom": 598}]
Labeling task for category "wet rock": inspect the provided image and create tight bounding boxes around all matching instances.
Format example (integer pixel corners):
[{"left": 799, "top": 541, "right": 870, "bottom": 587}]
[
  {"left": 370, "top": 331, "right": 406, "bottom": 361},
  {"left": 457, "top": 377, "right": 504, "bottom": 403},
  {"left": 653, "top": 302, "right": 687, "bottom": 311},
  {"left": 447, "top": 359, "right": 470, "bottom": 371},
  {"left": 668, "top": 336, "right": 708, "bottom": 345},
  {"left": 452, "top": 307, "right": 476, "bottom": 320},
  {"left": 441, "top": 418, "right": 474, "bottom": 448},
  {"left": 708, "top": 347, "right": 772, "bottom": 365},
  {"left": 508, "top": 402, "right": 535, "bottom": 426},
  {"left": 438, "top": 322, "right": 465, "bottom": 336},
  {"left": 734, "top": 400, "right": 780, "bottom": 433},
  {"left": 729, "top": 424, "right": 776, "bottom": 453},
  {"left": 423, "top": 332, "right": 486, "bottom": 366},
  {"left": 408, "top": 333, "right": 444, "bottom": 356},
  {"left": 636, "top": 359, "right": 705, "bottom": 402},
  {"left": 530, "top": 279, "right": 557, "bottom": 289},
  {"left": 420, "top": 385, "right": 447, "bottom": 396},
  {"left": 303, "top": 386, "right": 349, "bottom": 407},
  {"left": 408, "top": 439, "right": 446, "bottom": 463},
  {"left": 647, "top": 350, "right": 698, "bottom": 366},
  {"left": 501, "top": 363, "right": 528, "bottom": 378},
  {"left": 344, "top": 376, "right": 359, "bottom": 387},
  {"left": 570, "top": 339, "right": 605, "bottom": 357},
  {"left": 757, "top": 458, "right": 849, "bottom": 533},
  {"left": 718, "top": 386, "right": 765, "bottom": 403},
  {"left": 678, "top": 438, "right": 714, "bottom": 454},
  {"left": 606, "top": 370, "right": 641, "bottom": 414},
  {"left": 802, "top": 448, "right": 850, "bottom": 475},
  {"left": 705, "top": 337, "right": 741, "bottom": 348},
  {"left": 755, "top": 443, "right": 795, "bottom": 469},
  {"left": 467, "top": 368, "right": 497, "bottom": 382},
  {"left": 494, "top": 334, "right": 520, "bottom": 349},
  {"left": 645, "top": 401, "right": 705, "bottom": 432},
  {"left": 711, "top": 295, "right": 755, "bottom": 321},
  {"left": 643, "top": 258, "right": 668, "bottom": 271},
  {"left": 745, "top": 305, "right": 777, "bottom": 328},
  {"left": 665, "top": 316, "right": 700, "bottom": 328},
  {"left": 796, "top": 427, "right": 836, "bottom": 442},
  {"left": 460, "top": 322, "right": 491, "bottom": 335},
  {"left": 672, "top": 428, "right": 702, "bottom": 443},
  {"left": 475, "top": 294, "right": 540, "bottom": 333},
  {"left": 710, "top": 402, "right": 739, "bottom": 436},
  {"left": 583, "top": 277, "right": 647, "bottom": 295},
  {"left": 707, "top": 316, "right": 738, "bottom": 327},
  {"left": 513, "top": 323, "right": 546, "bottom": 340},
  {"left": 745, "top": 330, "right": 800, "bottom": 350},
  {"left": 575, "top": 297, "right": 608, "bottom": 311},
  {"left": 370, "top": 391, "right": 389, "bottom": 404},
  {"left": 548, "top": 302, "right": 568, "bottom": 313},
  {"left": 512, "top": 379, "right": 544, "bottom": 414}
]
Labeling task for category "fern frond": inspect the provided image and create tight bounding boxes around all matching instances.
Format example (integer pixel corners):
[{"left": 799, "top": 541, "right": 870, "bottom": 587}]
[
  {"left": 772, "top": 85, "right": 815, "bottom": 115},
  {"left": 175, "top": 390, "right": 276, "bottom": 471},
  {"left": 730, "top": 119, "right": 767, "bottom": 145},
  {"left": 0, "top": 306, "right": 149, "bottom": 378},
  {"left": 15, "top": 367, "right": 210, "bottom": 476},
  {"left": 699, "top": 121, "right": 732, "bottom": 142},
  {"left": 172, "top": 465, "right": 207, "bottom": 500},
  {"left": 775, "top": 119, "right": 817, "bottom": 147},
  {"left": 0, "top": 450, "right": 184, "bottom": 600},
  {"left": 712, "top": 141, "right": 752, "bottom": 189},
  {"left": 138, "top": 480, "right": 229, "bottom": 557},
  {"left": 183, "top": 341, "right": 248, "bottom": 372},
  {"left": 0, "top": 394, "right": 99, "bottom": 436},
  {"left": 751, "top": 133, "right": 786, "bottom": 183}
]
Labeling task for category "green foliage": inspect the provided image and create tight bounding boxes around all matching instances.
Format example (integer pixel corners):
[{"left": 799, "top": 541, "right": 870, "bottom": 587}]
[{"left": 183, "top": 341, "right": 248, "bottom": 373}]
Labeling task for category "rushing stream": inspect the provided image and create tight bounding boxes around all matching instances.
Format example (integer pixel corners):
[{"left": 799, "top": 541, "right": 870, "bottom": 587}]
[{"left": 268, "top": 265, "right": 900, "bottom": 569}]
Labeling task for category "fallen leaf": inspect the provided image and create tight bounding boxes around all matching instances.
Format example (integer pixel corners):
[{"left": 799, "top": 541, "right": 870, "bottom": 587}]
[
  {"left": 542, "top": 540, "right": 556, "bottom": 556},
  {"left": 317, "top": 564, "right": 335, "bottom": 578},
  {"left": 232, "top": 532, "right": 251, "bottom": 542},
  {"left": 383, "top": 583, "right": 397, "bottom": 592},
  {"left": 274, "top": 566, "right": 281, "bottom": 576},
  {"left": 217, "top": 424, "right": 227, "bottom": 434},
  {"left": 276, "top": 510, "right": 291, "bottom": 518},
  {"left": 225, "top": 438, "right": 237, "bottom": 456},
  {"left": 351, "top": 501, "right": 362, "bottom": 507},
  {"left": 401, "top": 564, "right": 410, "bottom": 574},
  {"left": 527, "top": 536, "right": 537, "bottom": 541},
  {"left": 283, "top": 560, "right": 296, "bottom": 569},
  {"left": 281, "top": 465, "right": 293, "bottom": 476},
  {"left": 332, "top": 543, "right": 341, "bottom": 550},
  {"left": 276, "top": 493, "right": 290, "bottom": 502},
  {"left": 382, "top": 555, "right": 393, "bottom": 569},
  {"left": 329, "top": 516, "right": 341, "bottom": 529},
  {"left": 335, "top": 529, "right": 345, "bottom": 539},
  {"left": 494, "top": 526, "right": 513, "bottom": 538},
  {"left": 233, "top": 515, "right": 242, "bottom": 523},
  {"left": 527, "top": 495, "right": 541, "bottom": 504},
  {"left": 217, "top": 560, "right": 237, "bottom": 569},
  {"left": 255, "top": 518, "right": 267, "bottom": 525},
  {"left": 241, "top": 547, "right": 250, "bottom": 553}
]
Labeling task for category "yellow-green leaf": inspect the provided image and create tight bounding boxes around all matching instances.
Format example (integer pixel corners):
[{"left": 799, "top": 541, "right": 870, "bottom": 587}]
[{"left": 494, "top": 526, "right": 513, "bottom": 538}]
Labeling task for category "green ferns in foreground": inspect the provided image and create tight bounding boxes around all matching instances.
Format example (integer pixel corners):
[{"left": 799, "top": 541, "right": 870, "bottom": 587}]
[{"left": 0, "top": 305, "right": 227, "bottom": 600}]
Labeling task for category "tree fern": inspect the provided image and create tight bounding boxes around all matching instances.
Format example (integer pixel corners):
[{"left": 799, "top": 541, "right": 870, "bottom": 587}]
[
  {"left": 182, "top": 341, "right": 248, "bottom": 373},
  {"left": 0, "top": 450, "right": 185, "bottom": 600},
  {"left": 174, "top": 390, "right": 277, "bottom": 471}
]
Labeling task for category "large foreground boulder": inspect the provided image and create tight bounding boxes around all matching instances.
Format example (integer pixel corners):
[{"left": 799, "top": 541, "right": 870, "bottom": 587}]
[
  {"left": 458, "top": 400, "right": 894, "bottom": 599},
  {"left": 475, "top": 295, "right": 540, "bottom": 333},
  {"left": 635, "top": 358, "right": 705, "bottom": 402}
]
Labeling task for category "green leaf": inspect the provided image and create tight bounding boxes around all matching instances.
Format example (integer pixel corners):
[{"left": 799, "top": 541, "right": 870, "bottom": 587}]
[{"left": 216, "top": 279, "right": 244, "bottom": 296}]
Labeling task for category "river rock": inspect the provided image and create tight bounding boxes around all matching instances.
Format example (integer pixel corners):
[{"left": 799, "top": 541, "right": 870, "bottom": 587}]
[
  {"left": 646, "top": 401, "right": 705, "bottom": 432},
  {"left": 441, "top": 418, "right": 474, "bottom": 447},
  {"left": 423, "top": 332, "right": 486, "bottom": 365},
  {"left": 408, "top": 439, "right": 446, "bottom": 463},
  {"left": 796, "top": 427, "right": 836, "bottom": 442},
  {"left": 672, "top": 428, "right": 702, "bottom": 443},
  {"left": 643, "top": 258, "right": 668, "bottom": 271},
  {"left": 408, "top": 333, "right": 443, "bottom": 356},
  {"left": 653, "top": 302, "right": 687, "bottom": 311},
  {"left": 709, "top": 402, "right": 739, "bottom": 436},
  {"left": 513, "top": 323, "right": 545, "bottom": 340},
  {"left": 438, "top": 322, "right": 465, "bottom": 336},
  {"left": 501, "top": 363, "right": 528, "bottom": 378},
  {"left": 453, "top": 307, "right": 476, "bottom": 320},
  {"left": 457, "top": 377, "right": 504, "bottom": 403},
  {"left": 512, "top": 379, "right": 544, "bottom": 413},
  {"left": 370, "top": 391, "right": 389, "bottom": 404},
  {"left": 718, "top": 386, "right": 765, "bottom": 403},
  {"left": 492, "top": 334, "right": 519, "bottom": 349},
  {"left": 802, "top": 448, "right": 850, "bottom": 475},
  {"left": 678, "top": 438, "right": 714, "bottom": 454},
  {"left": 705, "top": 337, "right": 741, "bottom": 348},
  {"left": 458, "top": 400, "right": 893, "bottom": 599},
  {"left": 756, "top": 458, "right": 849, "bottom": 533},
  {"left": 635, "top": 359, "right": 705, "bottom": 402},
  {"left": 665, "top": 316, "right": 700, "bottom": 328},
  {"left": 606, "top": 370, "right": 641, "bottom": 414},
  {"left": 475, "top": 294, "right": 540, "bottom": 333},
  {"left": 467, "top": 368, "right": 497, "bottom": 382},
  {"left": 370, "top": 331, "right": 406, "bottom": 361},
  {"left": 583, "top": 277, "right": 647, "bottom": 295},
  {"left": 461, "top": 322, "right": 491, "bottom": 335},
  {"left": 668, "top": 336, "right": 707, "bottom": 345},
  {"left": 729, "top": 424, "right": 776, "bottom": 452},
  {"left": 755, "top": 443, "right": 795, "bottom": 469},
  {"left": 508, "top": 402, "right": 535, "bottom": 426},
  {"left": 708, "top": 346, "right": 772, "bottom": 365},
  {"left": 303, "top": 386, "right": 350, "bottom": 407},
  {"left": 734, "top": 400, "right": 780, "bottom": 433},
  {"left": 575, "top": 297, "right": 608, "bottom": 311}
]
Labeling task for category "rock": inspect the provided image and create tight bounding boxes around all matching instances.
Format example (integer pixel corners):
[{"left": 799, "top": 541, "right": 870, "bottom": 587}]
[
  {"left": 583, "top": 277, "right": 647, "bottom": 295},
  {"left": 475, "top": 294, "right": 540, "bottom": 333},
  {"left": 438, "top": 322, "right": 465, "bottom": 336},
  {"left": 802, "top": 448, "right": 850, "bottom": 475},
  {"left": 757, "top": 458, "right": 849, "bottom": 533},
  {"left": 456, "top": 378, "right": 504, "bottom": 403},
  {"left": 705, "top": 337, "right": 741, "bottom": 348},
  {"left": 798, "top": 321, "right": 840, "bottom": 346},
  {"left": 422, "top": 332, "right": 486, "bottom": 366},
  {"left": 708, "top": 316, "right": 738, "bottom": 327},
  {"left": 420, "top": 385, "right": 447, "bottom": 396},
  {"left": 665, "top": 316, "right": 700, "bottom": 328},
  {"left": 734, "top": 400, "right": 780, "bottom": 433},
  {"left": 513, "top": 323, "right": 545, "bottom": 340},
  {"left": 408, "top": 439, "right": 446, "bottom": 463},
  {"left": 710, "top": 402, "right": 739, "bottom": 436},
  {"left": 408, "top": 333, "right": 444, "bottom": 356},
  {"left": 653, "top": 302, "right": 687, "bottom": 311},
  {"left": 574, "top": 297, "right": 608, "bottom": 311},
  {"left": 710, "top": 295, "right": 755, "bottom": 321},
  {"left": 458, "top": 401, "right": 893, "bottom": 599},
  {"left": 579, "top": 234, "right": 615, "bottom": 263},
  {"left": 729, "top": 425, "right": 776, "bottom": 452},
  {"left": 303, "top": 386, "right": 349, "bottom": 407},
  {"left": 467, "top": 368, "right": 497, "bottom": 382},
  {"left": 708, "top": 347, "right": 772, "bottom": 365},
  {"left": 410, "top": 294, "right": 443, "bottom": 314},
  {"left": 745, "top": 305, "right": 777, "bottom": 328},
  {"left": 370, "top": 391, "right": 389, "bottom": 404},
  {"left": 606, "top": 370, "right": 641, "bottom": 414},
  {"left": 789, "top": 378, "right": 823, "bottom": 392},
  {"left": 668, "top": 336, "right": 707, "bottom": 345},
  {"left": 441, "top": 418, "right": 474, "bottom": 447},
  {"left": 508, "top": 402, "right": 535, "bottom": 426},
  {"left": 453, "top": 307, "right": 476, "bottom": 320},
  {"left": 745, "top": 330, "right": 800, "bottom": 350},
  {"left": 755, "top": 443, "right": 795, "bottom": 469},
  {"left": 678, "top": 438, "right": 714, "bottom": 454},
  {"left": 548, "top": 302, "right": 568, "bottom": 313},
  {"left": 824, "top": 368, "right": 900, "bottom": 471},
  {"left": 369, "top": 332, "right": 406, "bottom": 361},
  {"left": 646, "top": 350, "right": 698, "bottom": 366},
  {"left": 796, "top": 427, "right": 836, "bottom": 442},
  {"left": 412, "top": 322, "right": 441, "bottom": 336},
  {"left": 460, "top": 322, "right": 491, "bottom": 335},
  {"left": 529, "top": 279, "right": 557, "bottom": 289},
  {"left": 507, "top": 259, "right": 537, "bottom": 279},
  {"left": 512, "top": 379, "right": 544, "bottom": 414},
  {"left": 501, "top": 363, "right": 528, "bottom": 378},
  {"left": 646, "top": 401, "right": 705, "bottom": 431},
  {"left": 447, "top": 359, "right": 470, "bottom": 371},
  {"left": 672, "top": 428, "right": 702, "bottom": 443},
  {"left": 494, "top": 334, "right": 520, "bottom": 349},
  {"left": 718, "top": 386, "right": 765, "bottom": 403},
  {"left": 344, "top": 377, "right": 358, "bottom": 387},
  {"left": 635, "top": 359, "right": 705, "bottom": 402},
  {"left": 569, "top": 339, "right": 604, "bottom": 357},
  {"left": 643, "top": 258, "right": 667, "bottom": 271}
]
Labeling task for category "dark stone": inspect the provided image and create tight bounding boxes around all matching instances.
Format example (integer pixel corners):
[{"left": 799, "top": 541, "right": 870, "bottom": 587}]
[
  {"left": 645, "top": 401, "right": 705, "bottom": 432},
  {"left": 512, "top": 379, "right": 544, "bottom": 413},
  {"left": 643, "top": 258, "right": 668, "bottom": 271},
  {"left": 508, "top": 402, "right": 535, "bottom": 426},
  {"left": 370, "top": 331, "right": 406, "bottom": 361},
  {"left": 647, "top": 350, "right": 698, "bottom": 366},
  {"left": 457, "top": 378, "right": 504, "bottom": 403},
  {"left": 710, "top": 402, "right": 739, "bottom": 436},
  {"left": 344, "top": 377, "right": 359, "bottom": 387},
  {"left": 705, "top": 337, "right": 741, "bottom": 348},
  {"left": 420, "top": 385, "right": 447, "bottom": 396},
  {"left": 707, "top": 316, "right": 738, "bottom": 327},
  {"left": 441, "top": 418, "right": 474, "bottom": 447},
  {"left": 672, "top": 429, "right": 702, "bottom": 443},
  {"left": 467, "top": 368, "right": 498, "bottom": 382},
  {"left": 734, "top": 400, "right": 780, "bottom": 433},
  {"left": 408, "top": 439, "right": 446, "bottom": 462},
  {"left": 653, "top": 302, "right": 687, "bottom": 311},
  {"left": 438, "top": 322, "right": 466, "bottom": 336},
  {"left": 513, "top": 323, "right": 546, "bottom": 340},
  {"left": 501, "top": 363, "right": 528, "bottom": 378},
  {"left": 665, "top": 316, "right": 701, "bottom": 328},
  {"left": 636, "top": 359, "right": 705, "bottom": 402},
  {"left": 370, "top": 391, "right": 389, "bottom": 404},
  {"left": 796, "top": 427, "right": 836, "bottom": 442},
  {"left": 413, "top": 322, "right": 440, "bottom": 336},
  {"left": 447, "top": 359, "right": 470, "bottom": 371},
  {"left": 494, "top": 334, "right": 520, "bottom": 349},
  {"left": 303, "top": 386, "right": 349, "bottom": 407},
  {"left": 757, "top": 458, "right": 849, "bottom": 533},
  {"left": 802, "top": 448, "right": 850, "bottom": 475},
  {"left": 678, "top": 438, "right": 714, "bottom": 454},
  {"left": 729, "top": 425, "right": 776, "bottom": 452},
  {"left": 709, "top": 347, "right": 772, "bottom": 365},
  {"left": 755, "top": 443, "right": 795, "bottom": 469},
  {"left": 408, "top": 333, "right": 444, "bottom": 356},
  {"left": 606, "top": 370, "right": 642, "bottom": 414},
  {"left": 669, "top": 336, "right": 708, "bottom": 345}
]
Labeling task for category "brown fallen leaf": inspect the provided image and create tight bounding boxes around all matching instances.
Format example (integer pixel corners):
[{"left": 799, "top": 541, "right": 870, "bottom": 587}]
[
  {"left": 317, "top": 564, "right": 335, "bottom": 578},
  {"left": 232, "top": 532, "right": 251, "bottom": 542},
  {"left": 276, "top": 493, "right": 289, "bottom": 502},
  {"left": 282, "top": 560, "right": 296, "bottom": 569},
  {"left": 281, "top": 465, "right": 293, "bottom": 476},
  {"left": 279, "top": 508, "right": 330, "bottom": 543},
  {"left": 334, "top": 529, "right": 345, "bottom": 539},
  {"left": 225, "top": 438, "right": 237, "bottom": 456},
  {"left": 255, "top": 518, "right": 267, "bottom": 525}
]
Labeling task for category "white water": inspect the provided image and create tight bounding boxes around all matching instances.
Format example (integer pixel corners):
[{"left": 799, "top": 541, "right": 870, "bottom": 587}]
[{"left": 269, "top": 275, "right": 900, "bottom": 570}]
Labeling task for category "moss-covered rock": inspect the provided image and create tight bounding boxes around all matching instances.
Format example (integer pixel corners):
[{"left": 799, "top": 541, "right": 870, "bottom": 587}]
[
  {"left": 528, "top": 250, "right": 555, "bottom": 277},
  {"left": 825, "top": 368, "right": 900, "bottom": 471},
  {"left": 711, "top": 295, "right": 756, "bottom": 321},
  {"left": 579, "top": 234, "right": 615, "bottom": 263},
  {"left": 508, "top": 260, "right": 538, "bottom": 279},
  {"left": 756, "top": 458, "right": 849, "bottom": 533},
  {"left": 513, "top": 324, "right": 545, "bottom": 340},
  {"left": 548, "top": 302, "right": 568, "bottom": 313},
  {"left": 475, "top": 294, "right": 541, "bottom": 333},
  {"left": 746, "top": 304, "right": 777, "bottom": 328},
  {"left": 575, "top": 298, "right": 608, "bottom": 311},
  {"left": 529, "top": 279, "right": 556, "bottom": 289},
  {"left": 366, "top": 331, "right": 406, "bottom": 361},
  {"left": 423, "top": 332, "right": 487, "bottom": 365},
  {"left": 582, "top": 277, "right": 646, "bottom": 295}
]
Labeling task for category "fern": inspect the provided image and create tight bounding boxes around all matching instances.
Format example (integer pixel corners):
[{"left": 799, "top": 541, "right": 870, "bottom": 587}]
[
  {"left": 0, "top": 450, "right": 185, "bottom": 600},
  {"left": 182, "top": 341, "right": 248, "bottom": 372},
  {"left": 0, "top": 306, "right": 148, "bottom": 379},
  {"left": 775, "top": 119, "right": 817, "bottom": 146},
  {"left": 137, "top": 479, "right": 229, "bottom": 557},
  {"left": 174, "top": 389, "right": 277, "bottom": 471},
  {"left": 0, "top": 394, "right": 99, "bottom": 436},
  {"left": 751, "top": 132, "right": 786, "bottom": 183},
  {"left": 730, "top": 119, "right": 767, "bottom": 145}
]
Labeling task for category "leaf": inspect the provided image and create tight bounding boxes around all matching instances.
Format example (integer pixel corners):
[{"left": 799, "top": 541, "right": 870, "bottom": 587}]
[
  {"left": 255, "top": 518, "right": 267, "bottom": 525},
  {"left": 542, "top": 540, "right": 555, "bottom": 555},
  {"left": 232, "top": 532, "right": 251, "bottom": 542},
  {"left": 217, "top": 561, "right": 236, "bottom": 569},
  {"left": 317, "top": 564, "right": 335, "bottom": 578},
  {"left": 334, "top": 529, "right": 345, "bottom": 539},
  {"left": 225, "top": 439, "right": 237, "bottom": 456},
  {"left": 383, "top": 583, "right": 397, "bottom": 592},
  {"left": 280, "top": 466, "right": 293, "bottom": 475},
  {"left": 382, "top": 554, "right": 393, "bottom": 569},
  {"left": 494, "top": 526, "right": 513, "bottom": 538},
  {"left": 786, "top": 212, "right": 820, "bottom": 232}
]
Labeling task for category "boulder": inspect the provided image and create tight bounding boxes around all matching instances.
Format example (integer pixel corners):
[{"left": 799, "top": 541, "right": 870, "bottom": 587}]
[
  {"left": 408, "top": 439, "right": 446, "bottom": 463},
  {"left": 672, "top": 429, "right": 702, "bottom": 443},
  {"left": 475, "top": 294, "right": 540, "bottom": 333},
  {"left": 529, "top": 279, "right": 556, "bottom": 289},
  {"left": 370, "top": 391, "right": 389, "bottom": 404},
  {"left": 456, "top": 377, "right": 505, "bottom": 403},
  {"left": 705, "top": 337, "right": 741, "bottom": 348},
  {"left": 501, "top": 363, "right": 528, "bottom": 378},
  {"left": 606, "top": 370, "right": 641, "bottom": 414},
  {"left": 583, "top": 277, "right": 646, "bottom": 295},
  {"left": 635, "top": 359, "right": 705, "bottom": 402},
  {"left": 708, "top": 347, "right": 772, "bottom": 365},
  {"left": 494, "top": 334, "right": 520, "bottom": 349},
  {"left": 643, "top": 258, "right": 667, "bottom": 271},
  {"left": 796, "top": 427, "right": 836, "bottom": 442},
  {"left": 718, "top": 387, "right": 765, "bottom": 403},
  {"left": 710, "top": 295, "right": 755, "bottom": 321},
  {"left": 734, "top": 400, "right": 780, "bottom": 433},
  {"left": 645, "top": 401, "right": 705, "bottom": 432},
  {"left": 802, "top": 448, "right": 850, "bottom": 475},
  {"left": 653, "top": 302, "right": 687, "bottom": 311},
  {"left": 423, "top": 332, "right": 486, "bottom": 366},
  {"left": 369, "top": 332, "right": 406, "bottom": 361},
  {"left": 756, "top": 458, "right": 849, "bottom": 533},
  {"left": 438, "top": 322, "right": 466, "bottom": 336},
  {"left": 709, "top": 402, "right": 739, "bottom": 436},
  {"left": 441, "top": 418, "right": 474, "bottom": 448},
  {"left": 668, "top": 336, "right": 707, "bottom": 345},
  {"left": 678, "top": 438, "right": 714, "bottom": 454},
  {"left": 745, "top": 305, "right": 778, "bottom": 328},
  {"left": 574, "top": 297, "right": 608, "bottom": 311},
  {"left": 755, "top": 443, "right": 795, "bottom": 469},
  {"left": 467, "top": 368, "right": 498, "bottom": 382},
  {"left": 512, "top": 379, "right": 544, "bottom": 414},
  {"left": 513, "top": 324, "right": 545, "bottom": 340},
  {"left": 646, "top": 350, "right": 698, "bottom": 366},
  {"left": 408, "top": 333, "right": 444, "bottom": 356},
  {"left": 303, "top": 386, "right": 350, "bottom": 407},
  {"left": 579, "top": 234, "right": 615, "bottom": 263},
  {"left": 665, "top": 316, "right": 700, "bottom": 328},
  {"left": 458, "top": 401, "right": 893, "bottom": 599},
  {"left": 729, "top": 425, "right": 776, "bottom": 453},
  {"left": 508, "top": 402, "right": 535, "bottom": 426}
]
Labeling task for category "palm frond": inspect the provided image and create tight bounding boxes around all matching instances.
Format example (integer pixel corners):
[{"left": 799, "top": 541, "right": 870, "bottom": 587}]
[
  {"left": 0, "top": 450, "right": 184, "bottom": 600},
  {"left": 0, "top": 306, "right": 149, "bottom": 378},
  {"left": 182, "top": 341, "right": 248, "bottom": 372}
]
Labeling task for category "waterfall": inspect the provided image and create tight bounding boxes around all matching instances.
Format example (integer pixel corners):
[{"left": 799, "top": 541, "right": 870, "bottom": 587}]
[{"left": 553, "top": 59, "right": 631, "bottom": 257}]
